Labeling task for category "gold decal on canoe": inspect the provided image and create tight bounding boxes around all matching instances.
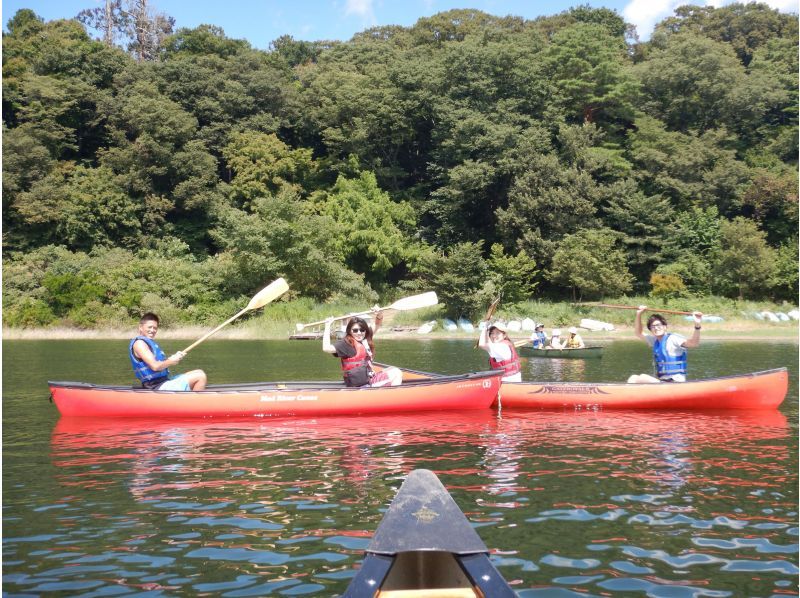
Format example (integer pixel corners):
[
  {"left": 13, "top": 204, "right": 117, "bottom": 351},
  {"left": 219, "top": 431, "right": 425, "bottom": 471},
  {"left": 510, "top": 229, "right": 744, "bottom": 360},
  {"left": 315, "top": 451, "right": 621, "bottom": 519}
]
[
  {"left": 260, "top": 394, "right": 319, "bottom": 402},
  {"left": 413, "top": 506, "right": 439, "bottom": 523},
  {"left": 529, "top": 386, "right": 610, "bottom": 395}
]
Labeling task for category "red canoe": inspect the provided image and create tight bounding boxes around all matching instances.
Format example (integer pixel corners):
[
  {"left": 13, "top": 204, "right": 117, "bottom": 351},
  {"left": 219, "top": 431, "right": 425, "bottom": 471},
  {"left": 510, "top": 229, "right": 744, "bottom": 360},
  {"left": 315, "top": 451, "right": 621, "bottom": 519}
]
[
  {"left": 374, "top": 364, "right": 788, "bottom": 411},
  {"left": 48, "top": 371, "right": 502, "bottom": 418}
]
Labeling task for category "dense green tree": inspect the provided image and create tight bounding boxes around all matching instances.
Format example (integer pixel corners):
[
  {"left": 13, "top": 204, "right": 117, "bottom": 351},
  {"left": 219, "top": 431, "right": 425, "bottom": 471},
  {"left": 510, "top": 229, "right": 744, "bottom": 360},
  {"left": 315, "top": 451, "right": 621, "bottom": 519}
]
[
  {"left": 411, "top": 242, "right": 490, "bottom": 319},
  {"left": 653, "top": 2, "right": 798, "bottom": 66},
  {"left": 496, "top": 151, "right": 601, "bottom": 268},
  {"left": 548, "top": 228, "right": 634, "bottom": 299},
  {"left": 317, "top": 171, "right": 417, "bottom": 287},
  {"left": 603, "top": 179, "right": 674, "bottom": 289},
  {"left": 712, "top": 217, "right": 776, "bottom": 299},
  {"left": 485, "top": 243, "right": 539, "bottom": 305},
  {"left": 541, "top": 22, "right": 639, "bottom": 127}
]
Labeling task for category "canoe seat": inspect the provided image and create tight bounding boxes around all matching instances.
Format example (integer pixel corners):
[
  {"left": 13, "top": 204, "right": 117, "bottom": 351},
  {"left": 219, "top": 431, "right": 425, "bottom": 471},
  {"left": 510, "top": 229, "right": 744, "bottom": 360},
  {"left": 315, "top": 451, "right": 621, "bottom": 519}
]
[
  {"left": 378, "top": 589, "right": 480, "bottom": 597},
  {"left": 376, "top": 551, "right": 481, "bottom": 597}
]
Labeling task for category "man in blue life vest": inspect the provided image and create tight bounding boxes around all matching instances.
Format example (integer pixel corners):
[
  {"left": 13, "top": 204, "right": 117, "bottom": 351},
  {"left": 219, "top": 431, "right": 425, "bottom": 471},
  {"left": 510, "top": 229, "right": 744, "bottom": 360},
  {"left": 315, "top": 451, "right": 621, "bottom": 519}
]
[
  {"left": 530, "top": 323, "right": 548, "bottom": 349},
  {"left": 129, "top": 313, "right": 207, "bottom": 390},
  {"left": 627, "top": 305, "right": 702, "bottom": 383}
]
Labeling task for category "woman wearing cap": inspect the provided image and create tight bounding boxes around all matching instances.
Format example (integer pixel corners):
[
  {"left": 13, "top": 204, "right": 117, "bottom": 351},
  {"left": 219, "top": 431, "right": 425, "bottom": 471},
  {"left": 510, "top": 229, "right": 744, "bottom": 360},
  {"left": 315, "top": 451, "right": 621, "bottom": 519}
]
[
  {"left": 530, "top": 323, "right": 548, "bottom": 349},
  {"left": 564, "top": 326, "right": 585, "bottom": 349},
  {"left": 322, "top": 311, "right": 402, "bottom": 388},
  {"left": 478, "top": 321, "right": 522, "bottom": 382},
  {"left": 548, "top": 329, "right": 564, "bottom": 350}
]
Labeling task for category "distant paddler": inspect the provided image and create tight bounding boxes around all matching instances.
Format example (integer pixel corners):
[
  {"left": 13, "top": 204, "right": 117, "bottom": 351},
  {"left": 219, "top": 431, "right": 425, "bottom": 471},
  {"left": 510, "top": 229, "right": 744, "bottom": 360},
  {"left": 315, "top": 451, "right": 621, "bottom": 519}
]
[
  {"left": 478, "top": 321, "right": 522, "bottom": 382},
  {"left": 628, "top": 305, "right": 703, "bottom": 383}
]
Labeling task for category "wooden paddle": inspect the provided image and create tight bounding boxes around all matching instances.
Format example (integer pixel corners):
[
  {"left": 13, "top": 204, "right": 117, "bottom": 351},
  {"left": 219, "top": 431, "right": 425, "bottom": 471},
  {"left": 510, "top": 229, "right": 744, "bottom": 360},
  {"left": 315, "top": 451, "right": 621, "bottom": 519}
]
[
  {"left": 590, "top": 303, "right": 696, "bottom": 316},
  {"left": 295, "top": 291, "right": 439, "bottom": 331},
  {"left": 182, "top": 278, "right": 290, "bottom": 354},
  {"left": 474, "top": 295, "right": 502, "bottom": 348}
]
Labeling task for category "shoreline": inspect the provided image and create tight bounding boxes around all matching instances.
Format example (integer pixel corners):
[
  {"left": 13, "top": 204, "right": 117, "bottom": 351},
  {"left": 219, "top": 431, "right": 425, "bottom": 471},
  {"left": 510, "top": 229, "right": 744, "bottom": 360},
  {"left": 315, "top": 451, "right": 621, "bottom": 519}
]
[{"left": 3, "top": 322, "right": 798, "bottom": 343}]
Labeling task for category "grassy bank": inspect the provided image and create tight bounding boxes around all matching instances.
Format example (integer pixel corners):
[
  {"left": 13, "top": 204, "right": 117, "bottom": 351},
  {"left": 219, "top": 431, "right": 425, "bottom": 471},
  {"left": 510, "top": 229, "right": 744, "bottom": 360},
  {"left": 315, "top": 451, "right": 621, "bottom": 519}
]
[{"left": 3, "top": 298, "right": 798, "bottom": 342}]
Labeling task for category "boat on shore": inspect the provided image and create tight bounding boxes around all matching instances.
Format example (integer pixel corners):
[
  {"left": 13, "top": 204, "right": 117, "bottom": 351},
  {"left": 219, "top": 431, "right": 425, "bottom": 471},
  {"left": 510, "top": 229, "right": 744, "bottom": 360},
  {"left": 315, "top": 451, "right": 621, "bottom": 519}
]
[
  {"left": 373, "top": 364, "right": 788, "bottom": 411},
  {"left": 343, "top": 468, "right": 516, "bottom": 597},
  {"left": 48, "top": 370, "right": 502, "bottom": 418},
  {"left": 517, "top": 345, "right": 603, "bottom": 359}
]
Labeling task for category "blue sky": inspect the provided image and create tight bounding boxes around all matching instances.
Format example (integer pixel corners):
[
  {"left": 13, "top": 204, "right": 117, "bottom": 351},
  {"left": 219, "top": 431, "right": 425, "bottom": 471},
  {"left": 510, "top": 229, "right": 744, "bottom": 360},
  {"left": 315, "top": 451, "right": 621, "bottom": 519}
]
[{"left": 3, "top": 0, "right": 797, "bottom": 47}]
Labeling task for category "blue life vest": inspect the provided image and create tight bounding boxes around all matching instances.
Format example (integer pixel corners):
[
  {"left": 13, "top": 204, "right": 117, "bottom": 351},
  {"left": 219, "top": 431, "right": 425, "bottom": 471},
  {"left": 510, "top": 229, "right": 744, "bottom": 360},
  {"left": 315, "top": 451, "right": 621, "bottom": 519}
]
[
  {"left": 129, "top": 336, "right": 169, "bottom": 385},
  {"left": 652, "top": 333, "right": 687, "bottom": 380},
  {"left": 532, "top": 331, "right": 547, "bottom": 349}
]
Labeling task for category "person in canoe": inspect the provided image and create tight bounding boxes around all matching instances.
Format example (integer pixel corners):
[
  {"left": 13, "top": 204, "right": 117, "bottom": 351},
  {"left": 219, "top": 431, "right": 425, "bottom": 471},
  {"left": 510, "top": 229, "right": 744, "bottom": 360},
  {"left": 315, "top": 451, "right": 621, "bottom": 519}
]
[
  {"left": 628, "top": 306, "right": 703, "bottom": 383},
  {"left": 530, "top": 323, "right": 548, "bottom": 349},
  {"left": 564, "top": 326, "right": 586, "bottom": 349},
  {"left": 322, "top": 310, "right": 402, "bottom": 387},
  {"left": 478, "top": 321, "right": 522, "bottom": 382},
  {"left": 129, "top": 313, "right": 207, "bottom": 390},
  {"left": 548, "top": 329, "right": 565, "bottom": 350}
]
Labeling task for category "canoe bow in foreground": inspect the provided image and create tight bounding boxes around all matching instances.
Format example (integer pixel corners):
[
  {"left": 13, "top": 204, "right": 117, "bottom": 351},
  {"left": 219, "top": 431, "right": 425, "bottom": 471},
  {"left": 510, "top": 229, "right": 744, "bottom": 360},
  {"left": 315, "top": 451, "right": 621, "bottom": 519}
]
[
  {"left": 343, "top": 469, "right": 516, "bottom": 597},
  {"left": 373, "top": 364, "right": 788, "bottom": 411},
  {"left": 48, "top": 371, "right": 502, "bottom": 418}
]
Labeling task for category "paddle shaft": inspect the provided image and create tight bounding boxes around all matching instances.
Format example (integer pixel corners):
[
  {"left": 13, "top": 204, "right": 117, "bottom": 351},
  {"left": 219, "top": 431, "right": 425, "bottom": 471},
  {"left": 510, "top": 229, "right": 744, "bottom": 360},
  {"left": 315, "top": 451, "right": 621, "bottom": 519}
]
[
  {"left": 474, "top": 296, "right": 502, "bottom": 349},
  {"left": 592, "top": 303, "right": 696, "bottom": 316},
  {"left": 299, "top": 292, "right": 438, "bottom": 330},
  {"left": 182, "top": 307, "right": 248, "bottom": 354}
]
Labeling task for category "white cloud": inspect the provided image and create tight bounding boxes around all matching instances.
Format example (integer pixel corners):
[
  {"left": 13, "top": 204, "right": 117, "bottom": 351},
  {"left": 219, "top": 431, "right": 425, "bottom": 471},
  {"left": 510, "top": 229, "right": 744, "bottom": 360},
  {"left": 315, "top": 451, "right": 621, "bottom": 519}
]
[
  {"left": 345, "top": 0, "right": 375, "bottom": 19},
  {"left": 623, "top": 0, "right": 798, "bottom": 40}
]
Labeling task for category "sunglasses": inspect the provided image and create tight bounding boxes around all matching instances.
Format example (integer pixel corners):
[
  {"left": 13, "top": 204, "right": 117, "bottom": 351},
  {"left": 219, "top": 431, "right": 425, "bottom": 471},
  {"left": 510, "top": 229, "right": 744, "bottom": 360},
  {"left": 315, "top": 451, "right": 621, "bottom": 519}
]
[{"left": 350, "top": 327, "right": 365, "bottom": 333}]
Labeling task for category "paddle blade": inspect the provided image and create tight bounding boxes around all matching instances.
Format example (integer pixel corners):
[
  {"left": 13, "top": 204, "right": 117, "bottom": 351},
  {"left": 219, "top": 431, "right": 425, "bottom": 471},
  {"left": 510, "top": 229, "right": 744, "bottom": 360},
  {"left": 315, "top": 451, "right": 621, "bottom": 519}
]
[
  {"left": 387, "top": 291, "right": 438, "bottom": 312},
  {"left": 246, "top": 278, "right": 289, "bottom": 311}
]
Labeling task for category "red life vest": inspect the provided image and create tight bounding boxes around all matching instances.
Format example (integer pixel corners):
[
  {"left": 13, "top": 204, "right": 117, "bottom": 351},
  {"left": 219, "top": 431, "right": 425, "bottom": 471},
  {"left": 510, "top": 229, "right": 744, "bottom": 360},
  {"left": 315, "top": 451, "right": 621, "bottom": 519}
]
[
  {"left": 340, "top": 340, "right": 372, "bottom": 373},
  {"left": 488, "top": 341, "right": 521, "bottom": 377}
]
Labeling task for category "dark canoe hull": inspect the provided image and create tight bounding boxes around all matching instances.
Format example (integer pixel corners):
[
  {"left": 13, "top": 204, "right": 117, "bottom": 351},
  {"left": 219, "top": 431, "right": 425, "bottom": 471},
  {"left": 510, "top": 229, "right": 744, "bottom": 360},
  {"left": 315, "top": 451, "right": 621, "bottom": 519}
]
[
  {"left": 372, "top": 364, "right": 789, "bottom": 411},
  {"left": 48, "top": 371, "right": 502, "bottom": 418},
  {"left": 518, "top": 346, "right": 603, "bottom": 359},
  {"left": 343, "top": 469, "right": 515, "bottom": 597}
]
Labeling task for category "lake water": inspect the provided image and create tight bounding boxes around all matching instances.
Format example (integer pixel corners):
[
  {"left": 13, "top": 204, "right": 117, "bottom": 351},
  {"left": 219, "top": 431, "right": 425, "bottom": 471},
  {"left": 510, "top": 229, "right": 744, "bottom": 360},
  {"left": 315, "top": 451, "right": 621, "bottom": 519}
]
[{"left": 3, "top": 338, "right": 798, "bottom": 596}]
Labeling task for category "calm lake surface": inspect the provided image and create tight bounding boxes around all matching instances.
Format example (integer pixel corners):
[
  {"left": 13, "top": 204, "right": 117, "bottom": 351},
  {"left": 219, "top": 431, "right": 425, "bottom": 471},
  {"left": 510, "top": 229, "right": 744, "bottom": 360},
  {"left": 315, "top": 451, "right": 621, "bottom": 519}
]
[{"left": 3, "top": 337, "right": 798, "bottom": 597}]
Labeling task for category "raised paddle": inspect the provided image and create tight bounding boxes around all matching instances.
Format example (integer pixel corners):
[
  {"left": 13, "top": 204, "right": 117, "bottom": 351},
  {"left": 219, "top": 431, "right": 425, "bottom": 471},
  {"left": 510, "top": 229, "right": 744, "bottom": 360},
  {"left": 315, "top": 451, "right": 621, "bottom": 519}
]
[
  {"left": 295, "top": 291, "right": 439, "bottom": 331},
  {"left": 474, "top": 295, "right": 502, "bottom": 348},
  {"left": 590, "top": 303, "right": 696, "bottom": 316},
  {"left": 182, "top": 278, "right": 290, "bottom": 354}
]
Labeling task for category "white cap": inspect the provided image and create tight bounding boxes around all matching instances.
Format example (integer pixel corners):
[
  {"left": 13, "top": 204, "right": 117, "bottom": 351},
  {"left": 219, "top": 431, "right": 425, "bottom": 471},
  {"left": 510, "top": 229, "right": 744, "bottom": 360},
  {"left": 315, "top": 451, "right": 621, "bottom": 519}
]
[
  {"left": 535, "top": 322, "right": 544, "bottom": 329},
  {"left": 568, "top": 326, "right": 578, "bottom": 334},
  {"left": 489, "top": 321, "right": 507, "bottom": 333},
  {"left": 552, "top": 329, "right": 561, "bottom": 336}
]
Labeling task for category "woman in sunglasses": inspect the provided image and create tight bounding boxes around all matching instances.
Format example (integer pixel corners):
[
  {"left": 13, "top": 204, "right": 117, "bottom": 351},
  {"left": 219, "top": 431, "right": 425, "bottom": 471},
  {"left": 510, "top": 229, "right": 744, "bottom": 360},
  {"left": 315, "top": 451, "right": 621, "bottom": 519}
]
[
  {"left": 322, "top": 311, "right": 402, "bottom": 387},
  {"left": 627, "top": 305, "right": 703, "bottom": 383}
]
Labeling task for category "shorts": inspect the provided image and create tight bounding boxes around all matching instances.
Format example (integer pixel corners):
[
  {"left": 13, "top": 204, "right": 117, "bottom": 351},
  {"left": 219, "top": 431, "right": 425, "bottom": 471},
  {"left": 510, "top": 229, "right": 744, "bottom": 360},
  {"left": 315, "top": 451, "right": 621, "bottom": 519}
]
[
  {"left": 158, "top": 375, "right": 191, "bottom": 391},
  {"left": 368, "top": 371, "right": 391, "bottom": 388}
]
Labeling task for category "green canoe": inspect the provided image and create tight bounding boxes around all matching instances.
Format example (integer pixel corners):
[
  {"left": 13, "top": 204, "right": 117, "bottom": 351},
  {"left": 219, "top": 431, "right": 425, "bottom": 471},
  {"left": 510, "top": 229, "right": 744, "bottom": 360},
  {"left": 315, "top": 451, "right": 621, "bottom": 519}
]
[{"left": 518, "top": 345, "right": 603, "bottom": 359}]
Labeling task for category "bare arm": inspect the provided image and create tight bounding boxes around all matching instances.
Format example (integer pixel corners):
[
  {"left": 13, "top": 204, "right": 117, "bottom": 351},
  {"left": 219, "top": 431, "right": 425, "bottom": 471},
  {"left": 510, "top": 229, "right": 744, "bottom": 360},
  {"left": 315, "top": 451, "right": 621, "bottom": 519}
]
[
  {"left": 633, "top": 305, "right": 648, "bottom": 341},
  {"left": 682, "top": 311, "right": 703, "bottom": 349},
  {"left": 322, "top": 318, "right": 336, "bottom": 354},
  {"left": 133, "top": 340, "right": 183, "bottom": 372},
  {"left": 477, "top": 325, "right": 490, "bottom": 350},
  {"left": 371, "top": 307, "right": 384, "bottom": 334}
]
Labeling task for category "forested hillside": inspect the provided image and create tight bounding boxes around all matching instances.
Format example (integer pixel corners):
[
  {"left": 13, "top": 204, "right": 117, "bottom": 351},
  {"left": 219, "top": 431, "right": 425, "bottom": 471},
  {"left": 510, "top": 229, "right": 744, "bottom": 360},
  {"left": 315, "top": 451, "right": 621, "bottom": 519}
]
[{"left": 3, "top": 3, "right": 797, "bottom": 326}]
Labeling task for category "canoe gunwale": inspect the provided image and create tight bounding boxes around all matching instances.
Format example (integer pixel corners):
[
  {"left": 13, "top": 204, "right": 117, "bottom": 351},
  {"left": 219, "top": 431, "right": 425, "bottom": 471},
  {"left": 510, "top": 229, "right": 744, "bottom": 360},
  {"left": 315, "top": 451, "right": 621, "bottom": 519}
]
[{"left": 47, "top": 369, "right": 501, "bottom": 394}]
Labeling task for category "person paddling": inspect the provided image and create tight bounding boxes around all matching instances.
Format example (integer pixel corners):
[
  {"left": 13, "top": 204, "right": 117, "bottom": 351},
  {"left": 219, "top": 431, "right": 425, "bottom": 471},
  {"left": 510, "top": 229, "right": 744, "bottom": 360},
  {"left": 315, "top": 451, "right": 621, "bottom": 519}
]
[
  {"left": 530, "top": 323, "right": 548, "bottom": 349},
  {"left": 322, "top": 309, "right": 402, "bottom": 387},
  {"left": 628, "top": 306, "right": 703, "bottom": 383},
  {"left": 478, "top": 321, "right": 522, "bottom": 382},
  {"left": 564, "top": 326, "right": 585, "bottom": 349},
  {"left": 130, "top": 313, "right": 207, "bottom": 390}
]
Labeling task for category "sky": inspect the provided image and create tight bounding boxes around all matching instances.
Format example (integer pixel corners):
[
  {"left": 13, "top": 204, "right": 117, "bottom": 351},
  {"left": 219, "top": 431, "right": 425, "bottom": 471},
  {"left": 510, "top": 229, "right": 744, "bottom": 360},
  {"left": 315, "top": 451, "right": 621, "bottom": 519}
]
[{"left": 3, "top": 0, "right": 798, "bottom": 48}]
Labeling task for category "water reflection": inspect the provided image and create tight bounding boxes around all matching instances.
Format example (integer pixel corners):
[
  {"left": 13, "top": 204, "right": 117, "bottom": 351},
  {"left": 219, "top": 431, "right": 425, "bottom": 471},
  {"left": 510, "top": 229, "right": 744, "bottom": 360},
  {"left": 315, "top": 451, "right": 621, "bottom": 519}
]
[{"left": 37, "top": 409, "right": 797, "bottom": 596}]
